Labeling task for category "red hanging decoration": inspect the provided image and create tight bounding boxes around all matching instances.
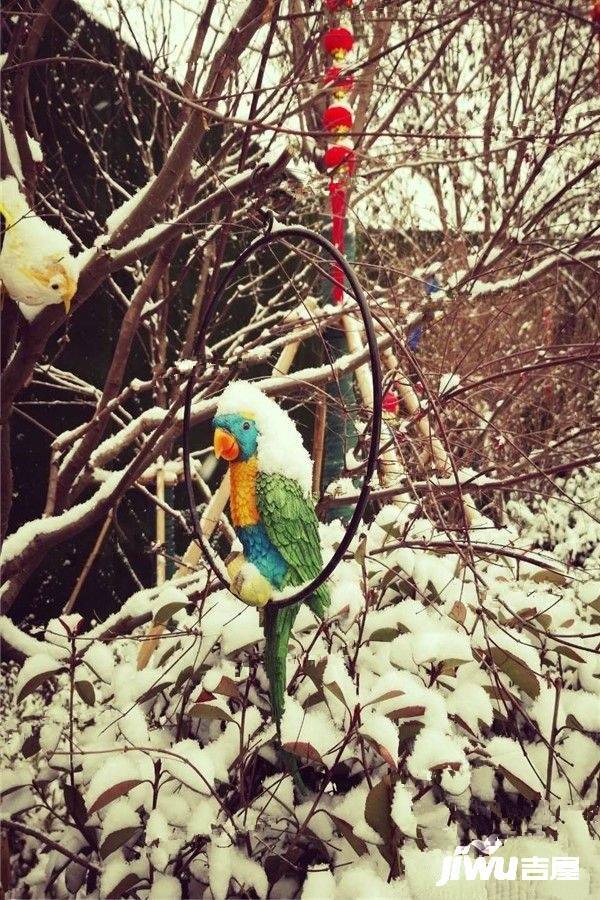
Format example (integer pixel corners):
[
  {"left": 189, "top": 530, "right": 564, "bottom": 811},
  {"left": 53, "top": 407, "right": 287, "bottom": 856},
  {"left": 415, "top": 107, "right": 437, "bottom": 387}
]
[
  {"left": 323, "top": 27, "right": 354, "bottom": 60},
  {"left": 324, "top": 142, "right": 356, "bottom": 175},
  {"left": 593, "top": 1, "right": 600, "bottom": 82},
  {"left": 321, "top": 7, "right": 356, "bottom": 304},
  {"left": 323, "top": 66, "right": 354, "bottom": 96},
  {"left": 329, "top": 181, "right": 347, "bottom": 303},
  {"left": 325, "top": 0, "right": 353, "bottom": 11},
  {"left": 323, "top": 103, "right": 353, "bottom": 132},
  {"left": 382, "top": 389, "right": 400, "bottom": 415}
]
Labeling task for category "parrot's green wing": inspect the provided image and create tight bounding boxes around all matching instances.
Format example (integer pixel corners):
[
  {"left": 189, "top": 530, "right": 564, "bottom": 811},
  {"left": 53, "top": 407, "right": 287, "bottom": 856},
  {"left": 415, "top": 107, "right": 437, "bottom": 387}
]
[{"left": 256, "top": 472, "right": 329, "bottom": 617}]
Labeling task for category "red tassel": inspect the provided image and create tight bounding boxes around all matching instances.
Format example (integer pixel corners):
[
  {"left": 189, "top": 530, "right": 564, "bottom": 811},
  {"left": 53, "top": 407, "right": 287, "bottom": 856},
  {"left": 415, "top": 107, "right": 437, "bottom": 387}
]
[{"left": 329, "top": 180, "right": 346, "bottom": 303}]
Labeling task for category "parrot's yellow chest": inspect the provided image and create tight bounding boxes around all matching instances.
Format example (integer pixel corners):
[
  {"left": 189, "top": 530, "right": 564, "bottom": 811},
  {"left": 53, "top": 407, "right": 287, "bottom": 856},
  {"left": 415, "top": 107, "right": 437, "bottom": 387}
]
[{"left": 229, "top": 459, "right": 260, "bottom": 527}]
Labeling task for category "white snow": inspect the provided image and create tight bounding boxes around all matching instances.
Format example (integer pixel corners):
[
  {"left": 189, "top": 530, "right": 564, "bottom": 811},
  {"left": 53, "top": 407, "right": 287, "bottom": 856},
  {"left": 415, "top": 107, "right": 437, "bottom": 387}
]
[
  {"left": 391, "top": 781, "right": 418, "bottom": 836},
  {"left": 407, "top": 727, "right": 470, "bottom": 795},
  {"left": 216, "top": 381, "right": 313, "bottom": 495},
  {"left": 105, "top": 176, "right": 156, "bottom": 233},
  {"left": 14, "top": 653, "right": 65, "bottom": 702},
  {"left": 1, "top": 472, "right": 121, "bottom": 567},
  {"left": 163, "top": 739, "right": 215, "bottom": 794}
]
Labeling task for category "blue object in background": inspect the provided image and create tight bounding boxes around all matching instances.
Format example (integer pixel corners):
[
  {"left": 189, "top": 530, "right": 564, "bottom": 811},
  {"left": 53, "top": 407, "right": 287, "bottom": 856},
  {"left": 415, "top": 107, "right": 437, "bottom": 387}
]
[
  {"left": 407, "top": 323, "right": 422, "bottom": 351},
  {"left": 425, "top": 274, "right": 440, "bottom": 295},
  {"left": 407, "top": 273, "right": 440, "bottom": 352}
]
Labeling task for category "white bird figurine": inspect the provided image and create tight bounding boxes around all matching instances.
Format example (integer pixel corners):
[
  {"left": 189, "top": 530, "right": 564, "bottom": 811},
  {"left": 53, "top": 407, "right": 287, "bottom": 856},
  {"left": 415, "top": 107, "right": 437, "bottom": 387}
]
[{"left": 0, "top": 177, "right": 78, "bottom": 320}]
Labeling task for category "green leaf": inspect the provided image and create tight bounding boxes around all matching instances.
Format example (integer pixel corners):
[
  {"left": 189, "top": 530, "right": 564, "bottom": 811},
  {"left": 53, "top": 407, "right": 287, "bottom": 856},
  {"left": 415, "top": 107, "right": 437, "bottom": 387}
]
[
  {"left": 354, "top": 536, "right": 368, "bottom": 568},
  {"left": 369, "top": 627, "right": 402, "bottom": 642},
  {"left": 75, "top": 680, "right": 95, "bottom": 706},
  {"left": 490, "top": 648, "right": 540, "bottom": 698},
  {"left": 188, "top": 703, "right": 233, "bottom": 722},
  {"left": 87, "top": 779, "right": 143, "bottom": 817},
  {"left": 364, "top": 776, "right": 394, "bottom": 844},
  {"left": 100, "top": 826, "right": 140, "bottom": 860},
  {"left": 153, "top": 601, "right": 190, "bottom": 626}
]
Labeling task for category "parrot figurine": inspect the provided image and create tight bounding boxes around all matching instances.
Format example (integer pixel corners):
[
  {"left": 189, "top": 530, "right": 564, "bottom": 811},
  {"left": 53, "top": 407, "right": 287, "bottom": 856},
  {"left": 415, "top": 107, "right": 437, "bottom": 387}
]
[
  {"left": 0, "top": 176, "right": 78, "bottom": 320},
  {"left": 212, "top": 381, "right": 330, "bottom": 737}
]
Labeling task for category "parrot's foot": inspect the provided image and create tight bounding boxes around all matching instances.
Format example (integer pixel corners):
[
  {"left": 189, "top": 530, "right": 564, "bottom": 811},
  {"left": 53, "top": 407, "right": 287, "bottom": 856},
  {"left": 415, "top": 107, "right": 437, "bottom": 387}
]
[{"left": 226, "top": 552, "right": 273, "bottom": 608}]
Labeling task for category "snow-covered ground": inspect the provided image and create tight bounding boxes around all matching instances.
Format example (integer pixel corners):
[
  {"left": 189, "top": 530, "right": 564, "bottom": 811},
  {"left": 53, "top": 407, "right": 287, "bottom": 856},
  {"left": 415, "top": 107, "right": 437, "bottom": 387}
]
[{"left": 1, "top": 468, "right": 598, "bottom": 899}]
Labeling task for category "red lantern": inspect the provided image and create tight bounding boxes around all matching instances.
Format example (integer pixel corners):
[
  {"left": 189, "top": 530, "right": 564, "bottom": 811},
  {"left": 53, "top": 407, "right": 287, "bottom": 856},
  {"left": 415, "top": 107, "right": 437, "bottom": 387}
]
[
  {"left": 323, "top": 66, "right": 354, "bottom": 95},
  {"left": 324, "top": 142, "right": 356, "bottom": 176},
  {"left": 382, "top": 389, "right": 400, "bottom": 415},
  {"left": 323, "top": 27, "right": 354, "bottom": 60},
  {"left": 325, "top": 0, "right": 353, "bottom": 10},
  {"left": 323, "top": 103, "right": 353, "bottom": 132}
]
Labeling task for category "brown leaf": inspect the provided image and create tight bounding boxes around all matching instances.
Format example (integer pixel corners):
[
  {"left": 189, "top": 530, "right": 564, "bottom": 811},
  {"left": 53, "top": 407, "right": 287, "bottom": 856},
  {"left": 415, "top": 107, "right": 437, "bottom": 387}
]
[
  {"left": 449, "top": 601, "right": 466, "bottom": 624},
  {"left": 498, "top": 765, "right": 541, "bottom": 803},
  {"left": 214, "top": 676, "right": 241, "bottom": 701},
  {"left": 106, "top": 872, "right": 142, "bottom": 899},
  {"left": 490, "top": 648, "right": 540, "bottom": 699},
  {"left": 387, "top": 705, "right": 426, "bottom": 721},
  {"left": 364, "top": 776, "right": 394, "bottom": 844},
  {"left": 87, "top": 780, "right": 143, "bottom": 817},
  {"left": 281, "top": 741, "right": 323, "bottom": 765},
  {"left": 153, "top": 601, "right": 190, "bottom": 626},
  {"left": 75, "top": 680, "right": 95, "bottom": 707},
  {"left": 188, "top": 703, "right": 233, "bottom": 722},
  {"left": 17, "top": 667, "right": 65, "bottom": 704},
  {"left": 363, "top": 736, "right": 397, "bottom": 770},
  {"left": 329, "top": 814, "right": 368, "bottom": 857},
  {"left": 100, "top": 826, "right": 140, "bottom": 860}
]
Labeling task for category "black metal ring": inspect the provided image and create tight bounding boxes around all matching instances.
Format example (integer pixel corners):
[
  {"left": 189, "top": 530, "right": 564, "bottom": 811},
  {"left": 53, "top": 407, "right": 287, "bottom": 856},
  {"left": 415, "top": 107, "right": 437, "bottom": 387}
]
[{"left": 182, "top": 223, "right": 382, "bottom": 610}]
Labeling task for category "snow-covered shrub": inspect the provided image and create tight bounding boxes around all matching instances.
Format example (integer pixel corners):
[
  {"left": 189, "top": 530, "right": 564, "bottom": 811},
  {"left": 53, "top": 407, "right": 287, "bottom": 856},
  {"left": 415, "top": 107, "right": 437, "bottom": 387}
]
[{"left": 1, "top": 487, "right": 599, "bottom": 898}]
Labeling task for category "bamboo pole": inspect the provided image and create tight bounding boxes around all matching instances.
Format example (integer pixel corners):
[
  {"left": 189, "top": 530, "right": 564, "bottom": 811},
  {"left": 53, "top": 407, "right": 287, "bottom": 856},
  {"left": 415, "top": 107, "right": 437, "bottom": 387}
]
[{"left": 155, "top": 456, "right": 166, "bottom": 585}]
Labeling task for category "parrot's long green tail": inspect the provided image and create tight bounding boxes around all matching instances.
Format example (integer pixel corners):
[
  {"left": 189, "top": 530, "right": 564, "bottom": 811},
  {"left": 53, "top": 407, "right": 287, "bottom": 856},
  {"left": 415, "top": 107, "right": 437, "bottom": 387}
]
[
  {"left": 263, "top": 602, "right": 299, "bottom": 734},
  {"left": 263, "top": 602, "right": 308, "bottom": 793}
]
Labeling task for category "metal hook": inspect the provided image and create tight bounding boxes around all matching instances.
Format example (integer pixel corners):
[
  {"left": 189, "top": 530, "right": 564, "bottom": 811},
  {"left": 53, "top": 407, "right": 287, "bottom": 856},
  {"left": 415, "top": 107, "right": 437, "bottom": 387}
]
[{"left": 257, "top": 207, "right": 274, "bottom": 235}]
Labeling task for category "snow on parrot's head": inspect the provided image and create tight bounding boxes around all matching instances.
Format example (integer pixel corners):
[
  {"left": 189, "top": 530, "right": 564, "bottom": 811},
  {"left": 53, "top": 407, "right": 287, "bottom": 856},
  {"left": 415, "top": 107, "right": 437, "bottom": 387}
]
[{"left": 213, "top": 381, "right": 313, "bottom": 496}]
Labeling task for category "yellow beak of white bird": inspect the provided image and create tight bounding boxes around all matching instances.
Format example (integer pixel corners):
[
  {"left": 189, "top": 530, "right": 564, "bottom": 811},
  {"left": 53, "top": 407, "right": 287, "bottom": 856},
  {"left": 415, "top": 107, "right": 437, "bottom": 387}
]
[{"left": 22, "top": 261, "right": 77, "bottom": 312}]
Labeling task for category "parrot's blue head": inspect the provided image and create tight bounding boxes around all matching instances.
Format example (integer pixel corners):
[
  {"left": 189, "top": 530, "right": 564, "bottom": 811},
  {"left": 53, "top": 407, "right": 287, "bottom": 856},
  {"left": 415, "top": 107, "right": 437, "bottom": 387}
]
[{"left": 213, "top": 412, "right": 260, "bottom": 462}]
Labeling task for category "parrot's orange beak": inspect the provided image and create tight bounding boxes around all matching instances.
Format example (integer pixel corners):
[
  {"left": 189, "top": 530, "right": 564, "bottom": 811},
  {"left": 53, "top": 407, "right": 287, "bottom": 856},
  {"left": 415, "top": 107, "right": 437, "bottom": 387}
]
[{"left": 214, "top": 427, "right": 239, "bottom": 461}]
